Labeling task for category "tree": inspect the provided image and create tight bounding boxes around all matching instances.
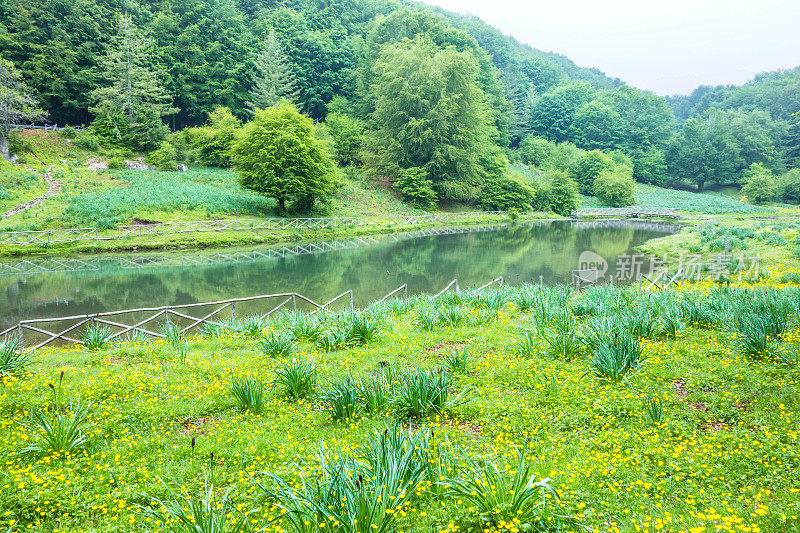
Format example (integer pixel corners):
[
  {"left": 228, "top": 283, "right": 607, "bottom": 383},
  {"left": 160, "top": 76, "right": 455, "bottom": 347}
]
[
  {"left": 363, "top": 37, "right": 494, "bottom": 202},
  {"left": 246, "top": 29, "right": 299, "bottom": 114},
  {"left": 667, "top": 109, "right": 742, "bottom": 190},
  {"left": 229, "top": 102, "right": 337, "bottom": 213},
  {"left": 326, "top": 111, "right": 363, "bottom": 166},
  {"left": 519, "top": 135, "right": 555, "bottom": 168},
  {"left": 593, "top": 170, "right": 636, "bottom": 207},
  {"left": 569, "top": 100, "right": 624, "bottom": 151},
  {"left": 479, "top": 174, "right": 537, "bottom": 211},
  {"left": 0, "top": 56, "right": 45, "bottom": 160},
  {"left": 568, "top": 150, "right": 615, "bottom": 195},
  {"left": 90, "top": 15, "right": 177, "bottom": 150},
  {"left": 548, "top": 171, "right": 579, "bottom": 216},
  {"left": 777, "top": 168, "right": 800, "bottom": 204},
  {"left": 631, "top": 148, "right": 668, "bottom": 185},
  {"left": 528, "top": 82, "right": 593, "bottom": 142},
  {"left": 741, "top": 162, "right": 776, "bottom": 205},
  {"left": 394, "top": 167, "right": 437, "bottom": 210},
  {"left": 190, "top": 107, "right": 241, "bottom": 167}
]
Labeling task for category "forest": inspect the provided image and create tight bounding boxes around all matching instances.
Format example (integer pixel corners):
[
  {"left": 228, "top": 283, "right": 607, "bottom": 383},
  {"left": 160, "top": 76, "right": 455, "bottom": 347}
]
[{"left": 1, "top": 0, "right": 799, "bottom": 213}]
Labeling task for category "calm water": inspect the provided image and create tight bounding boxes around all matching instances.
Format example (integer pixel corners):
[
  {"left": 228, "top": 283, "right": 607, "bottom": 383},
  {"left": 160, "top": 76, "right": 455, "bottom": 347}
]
[{"left": 0, "top": 220, "right": 677, "bottom": 328}]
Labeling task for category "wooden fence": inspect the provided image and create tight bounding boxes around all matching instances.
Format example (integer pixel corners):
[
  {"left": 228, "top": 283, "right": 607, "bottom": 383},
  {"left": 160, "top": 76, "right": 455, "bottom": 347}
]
[
  {"left": 0, "top": 276, "right": 504, "bottom": 353},
  {"left": 1, "top": 174, "right": 61, "bottom": 219},
  {"left": 0, "top": 211, "right": 518, "bottom": 247},
  {"left": 572, "top": 207, "right": 680, "bottom": 219}
]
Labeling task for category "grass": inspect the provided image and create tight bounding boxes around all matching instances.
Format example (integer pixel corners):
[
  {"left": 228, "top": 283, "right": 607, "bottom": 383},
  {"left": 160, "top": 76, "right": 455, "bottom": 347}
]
[{"left": 2, "top": 282, "right": 800, "bottom": 531}]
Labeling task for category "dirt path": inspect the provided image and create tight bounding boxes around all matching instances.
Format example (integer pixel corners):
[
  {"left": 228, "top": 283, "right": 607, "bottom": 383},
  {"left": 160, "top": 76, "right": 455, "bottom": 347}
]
[{"left": 1, "top": 172, "right": 61, "bottom": 219}]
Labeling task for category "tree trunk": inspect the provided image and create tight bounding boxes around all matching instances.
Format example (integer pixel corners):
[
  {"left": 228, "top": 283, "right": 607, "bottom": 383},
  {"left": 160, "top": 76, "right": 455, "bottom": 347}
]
[
  {"left": 278, "top": 197, "right": 286, "bottom": 214},
  {"left": 0, "top": 133, "right": 10, "bottom": 162}
]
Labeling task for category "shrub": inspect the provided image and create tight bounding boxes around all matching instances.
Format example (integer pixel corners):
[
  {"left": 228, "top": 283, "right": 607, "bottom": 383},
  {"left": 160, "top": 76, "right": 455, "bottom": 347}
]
[
  {"left": 478, "top": 173, "right": 537, "bottom": 211},
  {"left": 593, "top": 170, "right": 635, "bottom": 207},
  {"left": 188, "top": 106, "right": 241, "bottom": 168},
  {"left": 106, "top": 156, "right": 125, "bottom": 170},
  {"left": 59, "top": 126, "right": 78, "bottom": 139},
  {"left": 393, "top": 166, "right": 438, "bottom": 210},
  {"left": 229, "top": 375, "right": 266, "bottom": 414},
  {"left": 325, "top": 111, "right": 364, "bottom": 166},
  {"left": 145, "top": 140, "right": 177, "bottom": 171},
  {"left": 568, "top": 149, "right": 615, "bottom": 194},
  {"left": 519, "top": 135, "right": 556, "bottom": 167},
  {"left": 777, "top": 168, "right": 800, "bottom": 204},
  {"left": 273, "top": 358, "right": 316, "bottom": 400},
  {"left": 19, "top": 398, "right": 93, "bottom": 457},
  {"left": 741, "top": 163, "right": 776, "bottom": 205},
  {"left": 547, "top": 171, "right": 580, "bottom": 216},
  {"left": 74, "top": 134, "right": 100, "bottom": 151}
]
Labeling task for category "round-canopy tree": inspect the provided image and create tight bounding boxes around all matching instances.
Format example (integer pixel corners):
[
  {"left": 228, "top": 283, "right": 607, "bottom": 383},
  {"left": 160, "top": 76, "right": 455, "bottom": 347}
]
[{"left": 230, "top": 102, "right": 337, "bottom": 213}]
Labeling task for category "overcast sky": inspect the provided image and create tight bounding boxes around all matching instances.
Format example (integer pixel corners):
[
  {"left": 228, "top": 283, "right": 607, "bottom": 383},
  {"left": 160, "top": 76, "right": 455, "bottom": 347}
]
[{"left": 420, "top": 0, "right": 800, "bottom": 96}]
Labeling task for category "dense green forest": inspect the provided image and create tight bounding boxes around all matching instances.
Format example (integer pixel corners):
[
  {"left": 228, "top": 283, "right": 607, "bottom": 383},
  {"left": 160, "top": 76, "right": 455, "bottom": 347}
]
[{"left": 1, "top": 0, "right": 799, "bottom": 213}]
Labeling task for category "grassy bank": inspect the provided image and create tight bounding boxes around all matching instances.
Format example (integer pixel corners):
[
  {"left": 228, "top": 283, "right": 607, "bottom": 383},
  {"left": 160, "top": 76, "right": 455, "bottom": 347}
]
[{"left": 1, "top": 281, "right": 799, "bottom": 533}]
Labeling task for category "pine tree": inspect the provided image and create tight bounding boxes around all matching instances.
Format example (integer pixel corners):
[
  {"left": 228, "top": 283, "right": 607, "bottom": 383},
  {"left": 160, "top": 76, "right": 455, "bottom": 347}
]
[
  {"left": 0, "top": 57, "right": 46, "bottom": 160},
  {"left": 246, "top": 29, "right": 299, "bottom": 113},
  {"left": 90, "top": 15, "right": 177, "bottom": 150}
]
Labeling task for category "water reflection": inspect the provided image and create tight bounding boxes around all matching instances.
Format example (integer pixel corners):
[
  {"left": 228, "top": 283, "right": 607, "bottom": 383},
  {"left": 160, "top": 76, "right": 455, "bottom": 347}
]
[{"left": 0, "top": 220, "right": 677, "bottom": 328}]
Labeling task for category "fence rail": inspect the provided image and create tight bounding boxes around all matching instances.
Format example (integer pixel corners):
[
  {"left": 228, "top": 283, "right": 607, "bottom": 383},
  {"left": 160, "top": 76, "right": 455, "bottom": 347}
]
[
  {"left": 0, "top": 276, "right": 505, "bottom": 353},
  {"left": 1, "top": 174, "right": 61, "bottom": 219},
  {"left": 572, "top": 206, "right": 681, "bottom": 219},
  {"left": 0, "top": 211, "right": 521, "bottom": 247}
]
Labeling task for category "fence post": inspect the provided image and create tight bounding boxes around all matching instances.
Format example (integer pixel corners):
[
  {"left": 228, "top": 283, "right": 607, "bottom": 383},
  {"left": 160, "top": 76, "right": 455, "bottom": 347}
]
[
  {"left": 292, "top": 294, "right": 297, "bottom": 312},
  {"left": 609, "top": 275, "right": 614, "bottom": 285},
  {"left": 404, "top": 285, "right": 408, "bottom": 298},
  {"left": 17, "top": 322, "right": 22, "bottom": 354},
  {"left": 231, "top": 302, "right": 236, "bottom": 321},
  {"left": 539, "top": 275, "right": 543, "bottom": 286},
  {"left": 455, "top": 279, "right": 459, "bottom": 293},
  {"left": 349, "top": 291, "right": 354, "bottom": 309}
]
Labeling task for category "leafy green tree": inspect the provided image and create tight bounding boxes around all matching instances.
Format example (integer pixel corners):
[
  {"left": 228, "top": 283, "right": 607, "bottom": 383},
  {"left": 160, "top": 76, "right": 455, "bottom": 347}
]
[
  {"left": 90, "top": 15, "right": 177, "bottom": 150},
  {"left": 777, "top": 168, "right": 800, "bottom": 204},
  {"left": 326, "top": 111, "right": 364, "bottom": 166},
  {"left": 0, "top": 56, "right": 45, "bottom": 159},
  {"left": 247, "top": 29, "right": 299, "bottom": 114},
  {"left": 479, "top": 174, "right": 537, "bottom": 211},
  {"left": 567, "top": 150, "right": 615, "bottom": 194},
  {"left": 667, "top": 109, "right": 742, "bottom": 190},
  {"left": 548, "top": 171, "right": 580, "bottom": 215},
  {"left": 529, "top": 82, "right": 593, "bottom": 142},
  {"left": 602, "top": 85, "right": 676, "bottom": 151},
  {"left": 519, "top": 135, "right": 555, "bottom": 168},
  {"left": 229, "top": 102, "right": 337, "bottom": 213},
  {"left": 363, "top": 37, "right": 493, "bottom": 202},
  {"left": 190, "top": 107, "right": 241, "bottom": 167},
  {"left": 631, "top": 148, "right": 668, "bottom": 185},
  {"left": 393, "top": 167, "right": 437, "bottom": 210},
  {"left": 593, "top": 170, "right": 636, "bottom": 207},
  {"left": 569, "top": 100, "right": 624, "bottom": 151},
  {"left": 741, "top": 162, "right": 776, "bottom": 205}
]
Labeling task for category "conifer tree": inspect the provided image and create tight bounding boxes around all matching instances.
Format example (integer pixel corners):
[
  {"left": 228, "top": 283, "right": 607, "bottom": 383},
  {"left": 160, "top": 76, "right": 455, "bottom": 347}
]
[
  {"left": 0, "top": 57, "right": 45, "bottom": 160},
  {"left": 90, "top": 15, "right": 177, "bottom": 150},
  {"left": 246, "top": 29, "right": 299, "bottom": 113}
]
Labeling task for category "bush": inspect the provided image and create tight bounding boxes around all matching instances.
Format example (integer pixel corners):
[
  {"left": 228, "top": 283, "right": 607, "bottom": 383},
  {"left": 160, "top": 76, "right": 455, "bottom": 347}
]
[
  {"left": 777, "top": 169, "right": 800, "bottom": 204},
  {"left": 145, "top": 141, "right": 177, "bottom": 171},
  {"left": 519, "top": 135, "right": 555, "bottom": 167},
  {"left": 106, "top": 157, "right": 125, "bottom": 170},
  {"left": 60, "top": 126, "right": 77, "bottom": 139},
  {"left": 741, "top": 163, "right": 776, "bottom": 205},
  {"left": 593, "top": 170, "right": 635, "bottom": 207},
  {"left": 478, "top": 173, "right": 537, "bottom": 211},
  {"left": 189, "top": 106, "right": 241, "bottom": 168},
  {"left": 547, "top": 171, "right": 580, "bottom": 215},
  {"left": 74, "top": 134, "right": 100, "bottom": 151},
  {"left": 568, "top": 150, "right": 615, "bottom": 194},
  {"left": 325, "top": 111, "right": 364, "bottom": 166},
  {"left": 393, "top": 166, "right": 438, "bottom": 210}
]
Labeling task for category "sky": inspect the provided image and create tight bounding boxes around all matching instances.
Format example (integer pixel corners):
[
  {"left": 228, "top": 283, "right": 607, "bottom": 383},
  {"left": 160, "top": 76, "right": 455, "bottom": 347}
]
[{"left": 419, "top": 0, "right": 800, "bottom": 96}]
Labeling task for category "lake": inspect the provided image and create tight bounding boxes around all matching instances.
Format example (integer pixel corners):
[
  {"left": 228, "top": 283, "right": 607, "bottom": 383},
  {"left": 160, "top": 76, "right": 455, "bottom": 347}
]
[{"left": 0, "top": 219, "right": 678, "bottom": 329}]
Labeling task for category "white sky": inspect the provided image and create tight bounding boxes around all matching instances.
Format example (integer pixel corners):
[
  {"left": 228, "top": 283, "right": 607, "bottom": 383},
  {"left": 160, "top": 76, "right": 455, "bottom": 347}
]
[{"left": 420, "top": 0, "right": 800, "bottom": 96}]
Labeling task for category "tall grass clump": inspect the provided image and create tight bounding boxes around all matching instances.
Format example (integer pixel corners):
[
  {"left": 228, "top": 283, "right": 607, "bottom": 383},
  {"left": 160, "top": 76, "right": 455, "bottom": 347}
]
[
  {"left": 229, "top": 375, "right": 266, "bottom": 414},
  {"left": 163, "top": 321, "right": 188, "bottom": 360},
  {"left": 231, "top": 315, "right": 268, "bottom": 337},
  {"left": 0, "top": 336, "right": 32, "bottom": 377},
  {"left": 643, "top": 395, "right": 664, "bottom": 424},
  {"left": 442, "top": 446, "right": 564, "bottom": 530},
  {"left": 389, "top": 367, "right": 468, "bottom": 419},
  {"left": 19, "top": 398, "right": 93, "bottom": 457},
  {"left": 587, "top": 333, "right": 645, "bottom": 385},
  {"left": 260, "top": 330, "right": 296, "bottom": 357},
  {"left": 359, "top": 372, "right": 391, "bottom": 414},
  {"left": 137, "top": 476, "right": 250, "bottom": 533},
  {"left": 320, "top": 375, "right": 363, "bottom": 422},
  {"left": 82, "top": 323, "right": 112, "bottom": 351},
  {"left": 274, "top": 358, "right": 316, "bottom": 400},
  {"left": 444, "top": 346, "right": 473, "bottom": 374}
]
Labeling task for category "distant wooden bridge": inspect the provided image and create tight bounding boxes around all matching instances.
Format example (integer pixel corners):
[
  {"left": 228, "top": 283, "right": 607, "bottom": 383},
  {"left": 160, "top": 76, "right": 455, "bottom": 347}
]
[{"left": 572, "top": 207, "right": 681, "bottom": 219}]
